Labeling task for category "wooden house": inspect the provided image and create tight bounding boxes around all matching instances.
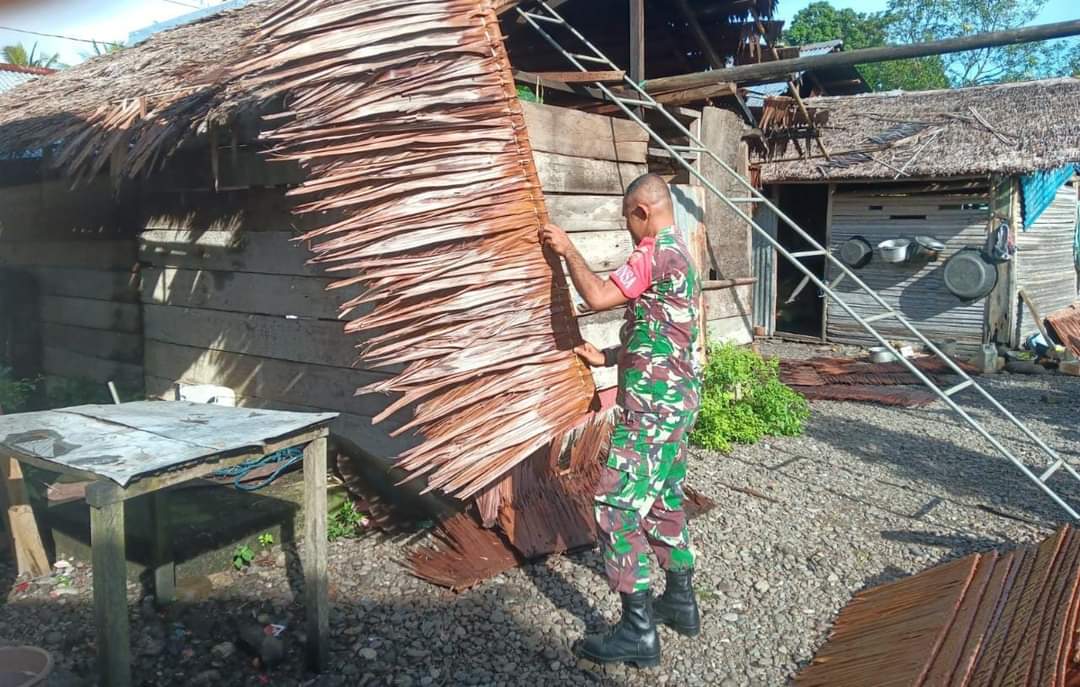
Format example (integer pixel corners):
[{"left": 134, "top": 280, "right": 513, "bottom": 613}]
[
  {"left": 0, "top": 0, "right": 779, "bottom": 475},
  {"left": 753, "top": 78, "right": 1080, "bottom": 355}
]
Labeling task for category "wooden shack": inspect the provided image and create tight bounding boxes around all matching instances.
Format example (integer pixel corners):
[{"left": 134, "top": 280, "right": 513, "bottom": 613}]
[
  {"left": 0, "top": 0, "right": 765, "bottom": 468},
  {"left": 753, "top": 78, "right": 1080, "bottom": 354}
]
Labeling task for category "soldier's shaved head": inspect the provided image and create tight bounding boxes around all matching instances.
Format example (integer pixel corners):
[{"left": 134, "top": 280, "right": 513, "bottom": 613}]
[{"left": 622, "top": 173, "right": 675, "bottom": 244}]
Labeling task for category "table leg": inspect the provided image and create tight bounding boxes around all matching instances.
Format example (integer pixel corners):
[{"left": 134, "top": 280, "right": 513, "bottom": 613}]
[
  {"left": 303, "top": 436, "right": 329, "bottom": 672},
  {"left": 150, "top": 491, "right": 176, "bottom": 606},
  {"left": 90, "top": 495, "right": 131, "bottom": 687}
]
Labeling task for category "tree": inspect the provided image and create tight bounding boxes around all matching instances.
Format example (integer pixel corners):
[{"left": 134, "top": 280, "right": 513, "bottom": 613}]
[
  {"left": 80, "top": 40, "right": 125, "bottom": 61},
  {"left": 783, "top": 1, "right": 949, "bottom": 91},
  {"left": 2, "top": 42, "right": 61, "bottom": 69},
  {"left": 884, "top": 0, "right": 1061, "bottom": 86}
]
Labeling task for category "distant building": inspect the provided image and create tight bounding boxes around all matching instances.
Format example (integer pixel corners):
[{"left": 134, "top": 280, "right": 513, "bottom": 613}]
[{"left": 0, "top": 63, "right": 54, "bottom": 93}]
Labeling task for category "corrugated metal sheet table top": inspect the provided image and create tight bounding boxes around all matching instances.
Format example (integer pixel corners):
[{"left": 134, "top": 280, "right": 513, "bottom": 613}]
[{"left": 0, "top": 401, "right": 336, "bottom": 486}]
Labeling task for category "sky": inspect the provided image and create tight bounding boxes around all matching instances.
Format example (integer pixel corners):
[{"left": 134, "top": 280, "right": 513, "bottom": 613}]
[{"left": 0, "top": 0, "right": 1077, "bottom": 67}]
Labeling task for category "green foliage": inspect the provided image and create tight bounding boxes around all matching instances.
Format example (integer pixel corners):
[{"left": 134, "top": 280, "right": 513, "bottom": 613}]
[
  {"left": 2, "top": 42, "right": 61, "bottom": 69},
  {"left": 232, "top": 544, "right": 255, "bottom": 570},
  {"left": 783, "top": 0, "right": 1074, "bottom": 91},
  {"left": 328, "top": 500, "right": 368, "bottom": 542},
  {"left": 80, "top": 40, "right": 125, "bottom": 61},
  {"left": 257, "top": 532, "right": 274, "bottom": 548},
  {"left": 0, "top": 367, "right": 38, "bottom": 414},
  {"left": 689, "top": 343, "right": 809, "bottom": 453},
  {"left": 516, "top": 84, "right": 541, "bottom": 103},
  {"left": 42, "top": 377, "right": 141, "bottom": 409}
]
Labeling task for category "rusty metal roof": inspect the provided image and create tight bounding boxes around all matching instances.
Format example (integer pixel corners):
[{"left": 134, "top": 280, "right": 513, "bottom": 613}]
[{"left": 1047, "top": 303, "right": 1080, "bottom": 358}]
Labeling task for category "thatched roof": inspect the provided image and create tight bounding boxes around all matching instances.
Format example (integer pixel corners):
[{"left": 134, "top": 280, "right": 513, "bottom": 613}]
[
  {"left": 761, "top": 77, "right": 1080, "bottom": 183},
  {"left": 0, "top": 0, "right": 277, "bottom": 177}
]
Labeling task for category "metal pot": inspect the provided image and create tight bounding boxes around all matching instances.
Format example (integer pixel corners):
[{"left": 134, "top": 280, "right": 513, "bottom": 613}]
[
  {"left": 839, "top": 236, "right": 873, "bottom": 268},
  {"left": 877, "top": 238, "right": 912, "bottom": 263},
  {"left": 913, "top": 235, "right": 946, "bottom": 261},
  {"left": 943, "top": 248, "right": 998, "bottom": 301},
  {"left": 869, "top": 346, "right": 897, "bottom": 363}
]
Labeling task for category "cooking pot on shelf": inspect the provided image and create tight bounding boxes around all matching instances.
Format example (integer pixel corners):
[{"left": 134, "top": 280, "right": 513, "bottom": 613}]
[
  {"left": 913, "top": 235, "right": 946, "bottom": 261},
  {"left": 877, "top": 238, "right": 912, "bottom": 263},
  {"left": 943, "top": 248, "right": 998, "bottom": 301},
  {"left": 838, "top": 236, "right": 873, "bottom": 268}
]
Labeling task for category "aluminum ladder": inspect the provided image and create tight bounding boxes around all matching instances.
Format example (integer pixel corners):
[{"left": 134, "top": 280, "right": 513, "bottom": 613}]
[{"left": 516, "top": 0, "right": 1080, "bottom": 521}]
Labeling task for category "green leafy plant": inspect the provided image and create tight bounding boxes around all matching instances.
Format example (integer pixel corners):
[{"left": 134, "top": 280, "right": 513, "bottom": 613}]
[
  {"left": 232, "top": 544, "right": 255, "bottom": 570},
  {"left": 0, "top": 367, "right": 38, "bottom": 414},
  {"left": 516, "top": 84, "right": 541, "bottom": 104},
  {"left": 689, "top": 343, "right": 809, "bottom": 453},
  {"left": 328, "top": 500, "right": 368, "bottom": 542},
  {"left": 257, "top": 533, "right": 274, "bottom": 548}
]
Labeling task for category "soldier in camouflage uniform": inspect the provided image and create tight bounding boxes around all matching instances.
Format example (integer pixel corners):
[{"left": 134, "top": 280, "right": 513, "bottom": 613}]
[{"left": 540, "top": 173, "right": 702, "bottom": 668}]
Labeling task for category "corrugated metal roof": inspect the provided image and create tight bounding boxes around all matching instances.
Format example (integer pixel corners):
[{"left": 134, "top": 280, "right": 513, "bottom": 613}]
[
  {"left": 0, "top": 65, "right": 40, "bottom": 93},
  {"left": 744, "top": 40, "right": 844, "bottom": 107}
]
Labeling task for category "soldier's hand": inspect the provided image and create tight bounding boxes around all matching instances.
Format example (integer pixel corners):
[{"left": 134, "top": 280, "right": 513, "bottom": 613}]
[
  {"left": 539, "top": 223, "right": 572, "bottom": 257},
  {"left": 573, "top": 342, "right": 605, "bottom": 367}
]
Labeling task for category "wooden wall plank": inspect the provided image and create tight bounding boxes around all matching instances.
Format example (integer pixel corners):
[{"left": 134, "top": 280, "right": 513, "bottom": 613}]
[
  {"left": 34, "top": 267, "right": 140, "bottom": 303},
  {"left": 698, "top": 106, "right": 751, "bottom": 280},
  {"left": 569, "top": 231, "right": 633, "bottom": 272},
  {"left": 143, "top": 304, "right": 360, "bottom": 370},
  {"left": 707, "top": 315, "right": 753, "bottom": 345},
  {"left": 521, "top": 102, "right": 647, "bottom": 163},
  {"left": 139, "top": 230, "right": 319, "bottom": 276},
  {"left": 546, "top": 194, "right": 625, "bottom": 232},
  {"left": 141, "top": 266, "right": 344, "bottom": 319},
  {"left": 0, "top": 241, "right": 136, "bottom": 270},
  {"left": 703, "top": 284, "right": 754, "bottom": 321},
  {"left": 535, "top": 151, "right": 646, "bottom": 195},
  {"left": 41, "top": 323, "right": 142, "bottom": 364},
  {"left": 43, "top": 347, "right": 143, "bottom": 388},
  {"left": 40, "top": 296, "right": 141, "bottom": 333},
  {"left": 143, "top": 341, "right": 399, "bottom": 419}
]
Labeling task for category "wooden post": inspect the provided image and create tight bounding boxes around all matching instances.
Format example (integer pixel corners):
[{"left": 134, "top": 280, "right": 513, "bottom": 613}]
[
  {"left": 628, "top": 0, "right": 645, "bottom": 84},
  {"left": 303, "top": 436, "right": 329, "bottom": 672},
  {"left": 150, "top": 491, "right": 175, "bottom": 606},
  {"left": 985, "top": 175, "right": 1019, "bottom": 346},
  {"left": 697, "top": 106, "right": 752, "bottom": 281},
  {"left": 0, "top": 456, "right": 49, "bottom": 577},
  {"left": 90, "top": 494, "right": 131, "bottom": 687}
]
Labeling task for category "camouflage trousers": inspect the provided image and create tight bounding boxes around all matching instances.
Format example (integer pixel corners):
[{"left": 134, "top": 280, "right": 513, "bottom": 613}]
[{"left": 594, "top": 409, "right": 698, "bottom": 594}]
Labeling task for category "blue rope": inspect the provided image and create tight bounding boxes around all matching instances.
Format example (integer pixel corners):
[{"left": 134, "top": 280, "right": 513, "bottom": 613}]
[{"left": 214, "top": 446, "right": 305, "bottom": 491}]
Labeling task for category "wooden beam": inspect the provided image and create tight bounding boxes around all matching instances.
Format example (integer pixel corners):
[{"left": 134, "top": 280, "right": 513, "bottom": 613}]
[
  {"left": 629, "top": 0, "right": 645, "bottom": 83},
  {"left": 0, "top": 457, "right": 49, "bottom": 577},
  {"left": 526, "top": 70, "right": 626, "bottom": 83},
  {"left": 513, "top": 70, "right": 607, "bottom": 101},
  {"left": 91, "top": 495, "right": 131, "bottom": 687},
  {"left": 303, "top": 436, "right": 329, "bottom": 672},
  {"left": 643, "top": 19, "right": 1080, "bottom": 92}
]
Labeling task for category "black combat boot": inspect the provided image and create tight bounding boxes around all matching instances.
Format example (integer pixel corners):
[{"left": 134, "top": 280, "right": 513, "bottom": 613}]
[
  {"left": 578, "top": 590, "right": 660, "bottom": 668},
  {"left": 653, "top": 569, "right": 700, "bottom": 636}
]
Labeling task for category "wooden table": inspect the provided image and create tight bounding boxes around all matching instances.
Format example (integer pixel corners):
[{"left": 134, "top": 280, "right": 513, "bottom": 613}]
[{"left": 0, "top": 401, "right": 337, "bottom": 687}]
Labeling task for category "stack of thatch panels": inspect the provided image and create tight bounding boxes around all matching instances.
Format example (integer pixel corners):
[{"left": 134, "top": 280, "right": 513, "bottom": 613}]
[{"left": 796, "top": 526, "right": 1080, "bottom": 686}]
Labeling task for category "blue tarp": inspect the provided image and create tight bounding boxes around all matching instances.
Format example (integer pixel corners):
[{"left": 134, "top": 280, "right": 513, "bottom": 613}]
[{"left": 1020, "top": 164, "right": 1076, "bottom": 230}]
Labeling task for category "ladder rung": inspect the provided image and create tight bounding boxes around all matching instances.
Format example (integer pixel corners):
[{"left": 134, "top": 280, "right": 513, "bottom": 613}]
[
  {"left": 790, "top": 250, "right": 826, "bottom": 259},
  {"left": 863, "top": 311, "right": 900, "bottom": 323},
  {"left": 729, "top": 197, "right": 764, "bottom": 203},
  {"left": 944, "top": 380, "right": 974, "bottom": 397},
  {"left": 572, "top": 53, "right": 611, "bottom": 65},
  {"left": 649, "top": 147, "right": 697, "bottom": 160},
  {"left": 522, "top": 11, "right": 564, "bottom": 23},
  {"left": 615, "top": 97, "right": 658, "bottom": 109},
  {"left": 670, "top": 145, "right": 707, "bottom": 153},
  {"left": 829, "top": 272, "right": 847, "bottom": 289},
  {"left": 1041, "top": 460, "right": 1065, "bottom": 483}
]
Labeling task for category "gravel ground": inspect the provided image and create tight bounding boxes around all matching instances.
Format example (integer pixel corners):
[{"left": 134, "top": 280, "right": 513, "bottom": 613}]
[{"left": 2, "top": 340, "right": 1078, "bottom": 686}]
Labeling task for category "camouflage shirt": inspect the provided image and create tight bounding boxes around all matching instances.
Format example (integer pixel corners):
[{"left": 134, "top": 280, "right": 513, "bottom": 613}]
[{"left": 609, "top": 225, "right": 701, "bottom": 415}]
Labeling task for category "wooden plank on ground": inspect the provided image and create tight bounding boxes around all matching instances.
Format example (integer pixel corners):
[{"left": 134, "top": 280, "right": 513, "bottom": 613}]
[
  {"left": 143, "top": 304, "right": 360, "bottom": 370},
  {"left": 139, "top": 230, "right": 319, "bottom": 276},
  {"left": 534, "top": 151, "right": 646, "bottom": 195},
  {"left": 42, "top": 347, "right": 144, "bottom": 388},
  {"left": 41, "top": 323, "right": 142, "bottom": 364},
  {"left": 0, "top": 456, "right": 50, "bottom": 577},
  {"left": 40, "top": 296, "right": 142, "bottom": 333},
  {"left": 546, "top": 194, "right": 626, "bottom": 232},
  {"left": 522, "top": 102, "right": 647, "bottom": 163},
  {"left": 0, "top": 240, "right": 136, "bottom": 270},
  {"left": 143, "top": 341, "right": 400, "bottom": 419},
  {"left": 141, "top": 266, "right": 342, "bottom": 319},
  {"left": 34, "top": 266, "right": 140, "bottom": 302}
]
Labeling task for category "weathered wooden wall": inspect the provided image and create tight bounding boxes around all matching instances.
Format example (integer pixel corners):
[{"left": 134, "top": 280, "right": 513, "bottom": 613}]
[
  {"left": 827, "top": 187, "right": 992, "bottom": 353},
  {"left": 0, "top": 174, "right": 143, "bottom": 392},
  {"left": 1015, "top": 180, "right": 1078, "bottom": 340}
]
